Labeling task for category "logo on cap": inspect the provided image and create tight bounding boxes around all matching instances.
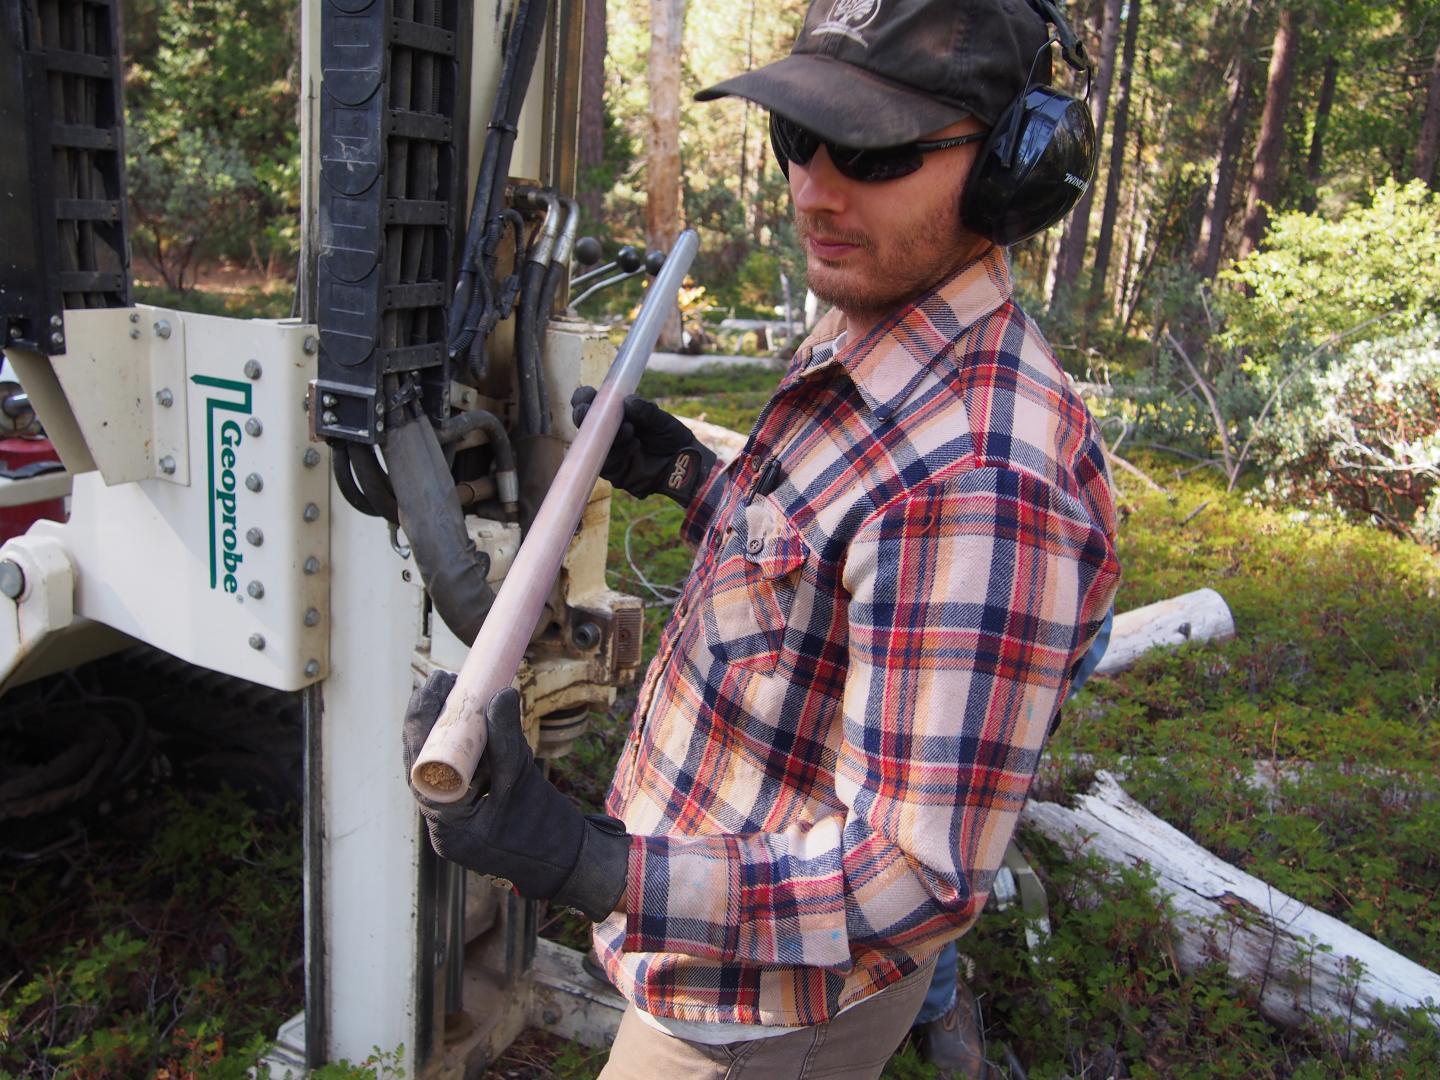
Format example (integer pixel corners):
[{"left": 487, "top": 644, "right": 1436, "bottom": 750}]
[{"left": 814, "top": 0, "right": 883, "bottom": 47}]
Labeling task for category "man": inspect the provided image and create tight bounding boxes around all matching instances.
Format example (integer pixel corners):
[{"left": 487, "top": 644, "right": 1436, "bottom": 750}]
[{"left": 402, "top": 0, "right": 1120, "bottom": 1075}]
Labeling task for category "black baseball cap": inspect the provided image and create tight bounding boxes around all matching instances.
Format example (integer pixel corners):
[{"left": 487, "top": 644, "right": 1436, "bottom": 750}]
[{"left": 696, "top": 0, "right": 1053, "bottom": 148}]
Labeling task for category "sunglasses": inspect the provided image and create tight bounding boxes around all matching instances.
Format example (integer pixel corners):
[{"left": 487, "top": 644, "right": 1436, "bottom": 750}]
[{"left": 769, "top": 113, "right": 988, "bottom": 183}]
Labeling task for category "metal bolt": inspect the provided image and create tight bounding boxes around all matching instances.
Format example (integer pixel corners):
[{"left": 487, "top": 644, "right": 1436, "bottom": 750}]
[
  {"left": 303, "top": 607, "right": 321, "bottom": 627},
  {"left": 243, "top": 359, "right": 262, "bottom": 380},
  {"left": 0, "top": 560, "right": 24, "bottom": 600},
  {"left": 49, "top": 332, "right": 63, "bottom": 348},
  {"left": 245, "top": 473, "right": 263, "bottom": 492},
  {"left": 303, "top": 335, "right": 319, "bottom": 355},
  {"left": 303, "top": 556, "right": 320, "bottom": 575},
  {"left": 245, "top": 417, "right": 263, "bottom": 436},
  {"left": 50, "top": 314, "right": 62, "bottom": 328},
  {"left": 129, "top": 328, "right": 140, "bottom": 339},
  {"left": 246, "top": 527, "right": 264, "bottom": 547},
  {"left": 129, "top": 312, "right": 140, "bottom": 324},
  {"left": 156, "top": 388, "right": 174, "bottom": 408},
  {"left": 303, "top": 448, "right": 321, "bottom": 468},
  {"left": 574, "top": 622, "right": 602, "bottom": 650},
  {"left": 322, "top": 394, "right": 338, "bottom": 408},
  {"left": 153, "top": 319, "right": 171, "bottom": 340},
  {"left": 302, "top": 502, "right": 320, "bottom": 523},
  {"left": 158, "top": 455, "right": 176, "bottom": 475},
  {"left": 248, "top": 633, "right": 266, "bottom": 651},
  {"left": 247, "top": 580, "right": 265, "bottom": 599},
  {"left": 304, "top": 659, "right": 321, "bottom": 678},
  {"left": 321, "top": 410, "right": 338, "bottom": 425}
]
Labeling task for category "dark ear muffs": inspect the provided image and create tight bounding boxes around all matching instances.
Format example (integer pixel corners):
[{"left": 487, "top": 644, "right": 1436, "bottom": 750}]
[{"left": 962, "top": 85, "right": 1097, "bottom": 247}]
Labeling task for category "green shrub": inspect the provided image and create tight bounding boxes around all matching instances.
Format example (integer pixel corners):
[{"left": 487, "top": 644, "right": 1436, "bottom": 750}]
[
  {"left": 1252, "top": 320, "right": 1440, "bottom": 545},
  {"left": 127, "top": 120, "right": 260, "bottom": 291},
  {"left": 1217, "top": 179, "right": 1440, "bottom": 384}
]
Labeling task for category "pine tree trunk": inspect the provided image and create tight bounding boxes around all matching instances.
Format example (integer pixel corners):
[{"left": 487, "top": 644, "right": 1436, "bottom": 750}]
[
  {"left": 647, "top": 0, "right": 686, "bottom": 349},
  {"left": 1300, "top": 55, "right": 1338, "bottom": 213},
  {"left": 1415, "top": 38, "right": 1440, "bottom": 187},
  {"left": 1090, "top": 0, "right": 1141, "bottom": 300},
  {"left": 1193, "top": 4, "right": 1257, "bottom": 280},
  {"left": 1237, "top": 7, "right": 1302, "bottom": 260},
  {"left": 1048, "top": 0, "right": 1122, "bottom": 309},
  {"left": 576, "top": 0, "right": 609, "bottom": 225}
]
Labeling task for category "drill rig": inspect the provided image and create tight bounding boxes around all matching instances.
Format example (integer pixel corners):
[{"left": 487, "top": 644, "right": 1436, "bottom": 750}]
[{"left": 1, "top": 0, "right": 665, "bottom": 1072}]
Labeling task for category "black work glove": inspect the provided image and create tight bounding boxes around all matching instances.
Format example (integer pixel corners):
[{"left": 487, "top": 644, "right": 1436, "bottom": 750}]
[
  {"left": 571, "top": 386, "right": 716, "bottom": 505},
  {"left": 401, "top": 671, "right": 630, "bottom": 921}
]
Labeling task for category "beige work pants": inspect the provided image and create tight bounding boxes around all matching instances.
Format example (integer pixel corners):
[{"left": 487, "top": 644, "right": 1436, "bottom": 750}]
[{"left": 596, "top": 957, "right": 935, "bottom": 1080}]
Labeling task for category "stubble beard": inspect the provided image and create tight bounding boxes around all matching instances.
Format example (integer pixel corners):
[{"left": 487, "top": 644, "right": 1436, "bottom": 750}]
[{"left": 795, "top": 201, "right": 980, "bottom": 327}]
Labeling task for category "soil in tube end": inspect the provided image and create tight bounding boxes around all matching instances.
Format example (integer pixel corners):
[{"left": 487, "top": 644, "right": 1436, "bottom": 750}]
[{"left": 417, "top": 761, "right": 463, "bottom": 793}]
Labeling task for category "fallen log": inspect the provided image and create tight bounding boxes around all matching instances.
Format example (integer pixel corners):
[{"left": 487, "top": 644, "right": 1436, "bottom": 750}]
[
  {"left": 1022, "top": 771, "right": 1440, "bottom": 1052},
  {"left": 1093, "top": 588, "right": 1235, "bottom": 677},
  {"left": 679, "top": 416, "right": 748, "bottom": 465}
]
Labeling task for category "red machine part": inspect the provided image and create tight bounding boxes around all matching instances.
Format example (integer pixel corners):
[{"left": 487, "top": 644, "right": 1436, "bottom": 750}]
[{"left": 0, "top": 436, "right": 67, "bottom": 544}]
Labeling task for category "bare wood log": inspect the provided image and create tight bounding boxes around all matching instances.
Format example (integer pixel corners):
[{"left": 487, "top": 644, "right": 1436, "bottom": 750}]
[
  {"left": 411, "top": 231, "right": 700, "bottom": 802},
  {"left": 678, "top": 416, "right": 747, "bottom": 465},
  {"left": 1022, "top": 772, "right": 1440, "bottom": 1047},
  {"left": 1106, "top": 449, "right": 1165, "bottom": 493},
  {"left": 1093, "top": 588, "right": 1235, "bottom": 677}
]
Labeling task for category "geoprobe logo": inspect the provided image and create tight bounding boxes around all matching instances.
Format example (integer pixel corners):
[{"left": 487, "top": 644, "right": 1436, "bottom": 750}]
[{"left": 191, "top": 375, "right": 254, "bottom": 593}]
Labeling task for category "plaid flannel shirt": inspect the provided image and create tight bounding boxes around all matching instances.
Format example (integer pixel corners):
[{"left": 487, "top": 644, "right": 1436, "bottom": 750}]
[{"left": 593, "top": 246, "right": 1121, "bottom": 1027}]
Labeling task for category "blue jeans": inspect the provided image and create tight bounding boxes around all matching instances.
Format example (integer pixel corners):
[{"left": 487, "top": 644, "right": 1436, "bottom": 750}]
[{"left": 915, "top": 608, "right": 1114, "bottom": 1025}]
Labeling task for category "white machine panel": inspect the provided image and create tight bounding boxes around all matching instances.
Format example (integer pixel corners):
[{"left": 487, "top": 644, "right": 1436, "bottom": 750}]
[{"left": 23, "top": 306, "right": 331, "bottom": 691}]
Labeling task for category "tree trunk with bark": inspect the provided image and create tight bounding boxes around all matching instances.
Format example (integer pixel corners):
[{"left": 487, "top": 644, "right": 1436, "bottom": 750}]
[
  {"left": 1238, "top": 7, "right": 1302, "bottom": 260},
  {"left": 1415, "top": 37, "right": 1440, "bottom": 187},
  {"left": 647, "top": 0, "right": 686, "bottom": 349},
  {"left": 1193, "top": 4, "right": 1257, "bottom": 280},
  {"left": 1048, "top": 0, "right": 1122, "bottom": 310},
  {"left": 1300, "top": 55, "right": 1339, "bottom": 213},
  {"left": 576, "top": 0, "right": 609, "bottom": 225},
  {"left": 1090, "top": 0, "right": 1141, "bottom": 299}
]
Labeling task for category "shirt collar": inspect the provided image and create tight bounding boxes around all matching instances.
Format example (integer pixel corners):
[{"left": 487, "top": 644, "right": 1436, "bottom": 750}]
[{"left": 792, "top": 245, "right": 1014, "bottom": 422}]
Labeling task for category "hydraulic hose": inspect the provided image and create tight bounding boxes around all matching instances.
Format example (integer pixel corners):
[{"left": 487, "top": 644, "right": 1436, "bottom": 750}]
[
  {"left": 437, "top": 407, "right": 519, "bottom": 518},
  {"left": 513, "top": 257, "right": 550, "bottom": 434},
  {"left": 536, "top": 196, "right": 580, "bottom": 324},
  {"left": 349, "top": 442, "right": 400, "bottom": 525},
  {"left": 448, "top": 0, "right": 551, "bottom": 361},
  {"left": 512, "top": 189, "right": 565, "bottom": 434},
  {"left": 384, "top": 414, "right": 497, "bottom": 646},
  {"left": 331, "top": 442, "right": 379, "bottom": 519}
]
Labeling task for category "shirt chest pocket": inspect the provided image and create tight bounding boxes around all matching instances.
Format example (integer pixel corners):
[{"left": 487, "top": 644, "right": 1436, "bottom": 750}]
[{"left": 701, "top": 495, "right": 808, "bottom": 675}]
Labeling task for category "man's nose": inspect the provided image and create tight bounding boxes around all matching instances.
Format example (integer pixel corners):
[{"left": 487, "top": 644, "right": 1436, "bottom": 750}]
[{"left": 789, "top": 145, "right": 848, "bottom": 215}]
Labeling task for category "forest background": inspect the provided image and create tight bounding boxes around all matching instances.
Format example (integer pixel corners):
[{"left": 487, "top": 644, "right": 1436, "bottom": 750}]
[
  {"left": 3, "top": 1, "right": 1440, "bottom": 1078},
  {"left": 119, "top": 0, "right": 1440, "bottom": 546}
]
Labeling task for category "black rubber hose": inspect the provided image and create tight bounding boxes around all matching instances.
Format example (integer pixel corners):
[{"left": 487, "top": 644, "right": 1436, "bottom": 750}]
[
  {"left": 436, "top": 408, "right": 515, "bottom": 474},
  {"left": 331, "top": 442, "right": 378, "bottom": 518},
  {"left": 349, "top": 442, "right": 400, "bottom": 526},
  {"left": 513, "top": 258, "right": 549, "bottom": 434},
  {"left": 384, "top": 415, "right": 496, "bottom": 645},
  {"left": 449, "top": 0, "right": 550, "bottom": 348}
]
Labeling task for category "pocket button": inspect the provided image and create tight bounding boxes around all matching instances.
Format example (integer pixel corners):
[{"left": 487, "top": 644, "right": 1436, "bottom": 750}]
[{"left": 746, "top": 536, "right": 764, "bottom": 554}]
